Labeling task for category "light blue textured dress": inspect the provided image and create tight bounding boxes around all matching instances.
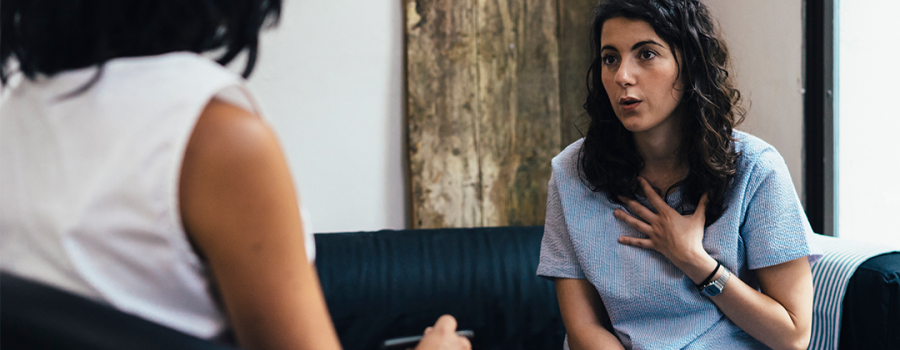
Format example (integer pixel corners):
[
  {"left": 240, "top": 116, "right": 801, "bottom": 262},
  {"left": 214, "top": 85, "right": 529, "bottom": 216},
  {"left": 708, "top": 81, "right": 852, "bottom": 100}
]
[{"left": 537, "top": 131, "right": 822, "bottom": 350}]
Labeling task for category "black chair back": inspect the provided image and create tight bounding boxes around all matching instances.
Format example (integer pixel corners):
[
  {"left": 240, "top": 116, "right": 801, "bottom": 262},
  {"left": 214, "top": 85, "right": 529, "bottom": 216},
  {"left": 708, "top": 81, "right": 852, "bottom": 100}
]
[{"left": 0, "top": 272, "right": 235, "bottom": 350}]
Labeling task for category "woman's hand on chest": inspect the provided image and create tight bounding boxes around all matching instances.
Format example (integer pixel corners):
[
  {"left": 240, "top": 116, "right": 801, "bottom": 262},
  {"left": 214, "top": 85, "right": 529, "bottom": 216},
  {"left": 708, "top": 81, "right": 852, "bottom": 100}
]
[{"left": 613, "top": 177, "right": 718, "bottom": 284}]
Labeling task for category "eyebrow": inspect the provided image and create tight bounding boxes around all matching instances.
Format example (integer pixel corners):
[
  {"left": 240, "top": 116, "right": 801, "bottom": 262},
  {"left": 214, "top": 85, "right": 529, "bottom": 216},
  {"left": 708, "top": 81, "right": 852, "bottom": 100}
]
[{"left": 600, "top": 40, "right": 667, "bottom": 52}]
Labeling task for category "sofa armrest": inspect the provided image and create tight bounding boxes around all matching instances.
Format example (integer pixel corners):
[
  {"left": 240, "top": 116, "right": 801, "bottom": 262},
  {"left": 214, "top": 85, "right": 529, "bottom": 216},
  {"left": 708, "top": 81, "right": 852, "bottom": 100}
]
[{"left": 838, "top": 252, "right": 900, "bottom": 349}]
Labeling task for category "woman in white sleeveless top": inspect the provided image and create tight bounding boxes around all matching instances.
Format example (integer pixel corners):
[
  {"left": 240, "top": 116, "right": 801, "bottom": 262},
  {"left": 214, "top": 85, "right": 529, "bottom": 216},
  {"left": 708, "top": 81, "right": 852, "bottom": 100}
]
[{"left": 0, "top": 1, "right": 469, "bottom": 349}]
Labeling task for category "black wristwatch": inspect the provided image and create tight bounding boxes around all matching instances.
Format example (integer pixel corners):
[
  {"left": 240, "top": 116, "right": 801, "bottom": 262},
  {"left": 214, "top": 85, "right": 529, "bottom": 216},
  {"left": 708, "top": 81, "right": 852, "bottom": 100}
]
[{"left": 699, "top": 267, "right": 731, "bottom": 297}]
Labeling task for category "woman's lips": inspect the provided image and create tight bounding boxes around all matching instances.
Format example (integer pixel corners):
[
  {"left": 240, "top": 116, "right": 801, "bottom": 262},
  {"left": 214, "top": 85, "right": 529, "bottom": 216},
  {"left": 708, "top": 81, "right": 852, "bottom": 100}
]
[{"left": 619, "top": 99, "right": 642, "bottom": 112}]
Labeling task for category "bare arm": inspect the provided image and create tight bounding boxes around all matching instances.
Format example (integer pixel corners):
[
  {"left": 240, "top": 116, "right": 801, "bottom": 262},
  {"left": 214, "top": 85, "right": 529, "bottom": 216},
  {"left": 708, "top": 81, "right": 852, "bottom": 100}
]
[
  {"left": 615, "top": 177, "right": 812, "bottom": 350},
  {"left": 636, "top": 245, "right": 812, "bottom": 350},
  {"left": 180, "top": 99, "right": 342, "bottom": 350},
  {"left": 707, "top": 256, "right": 812, "bottom": 350},
  {"left": 181, "top": 100, "right": 470, "bottom": 350},
  {"left": 555, "top": 278, "right": 625, "bottom": 350}
]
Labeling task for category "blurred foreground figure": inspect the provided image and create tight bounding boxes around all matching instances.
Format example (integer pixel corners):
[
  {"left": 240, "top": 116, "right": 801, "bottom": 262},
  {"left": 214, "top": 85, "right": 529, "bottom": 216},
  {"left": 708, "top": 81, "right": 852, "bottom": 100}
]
[{"left": 0, "top": 1, "right": 469, "bottom": 349}]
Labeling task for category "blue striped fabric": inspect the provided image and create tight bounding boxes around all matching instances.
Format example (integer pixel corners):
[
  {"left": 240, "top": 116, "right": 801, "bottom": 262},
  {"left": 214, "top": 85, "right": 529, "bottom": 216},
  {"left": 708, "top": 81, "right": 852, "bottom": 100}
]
[{"left": 808, "top": 234, "right": 898, "bottom": 350}]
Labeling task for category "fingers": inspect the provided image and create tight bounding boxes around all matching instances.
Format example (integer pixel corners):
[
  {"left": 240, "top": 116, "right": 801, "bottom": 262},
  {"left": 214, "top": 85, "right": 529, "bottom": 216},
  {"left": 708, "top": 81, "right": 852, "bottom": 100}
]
[
  {"left": 432, "top": 314, "right": 457, "bottom": 333},
  {"left": 694, "top": 193, "right": 709, "bottom": 221},
  {"left": 617, "top": 236, "right": 655, "bottom": 250},
  {"left": 637, "top": 177, "right": 674, "bottom": 214},
  {"left": 459, "top": 335, "right": 472, "bottom": 350},
  {"left": 613, "top": 209, "right": 653, "bottom": 235},
  {"left": 417, "top": 315, "right": 470, "bottom": 350},
  {"left": 617, "top": 195, "right": 657, "bottom": 222}
]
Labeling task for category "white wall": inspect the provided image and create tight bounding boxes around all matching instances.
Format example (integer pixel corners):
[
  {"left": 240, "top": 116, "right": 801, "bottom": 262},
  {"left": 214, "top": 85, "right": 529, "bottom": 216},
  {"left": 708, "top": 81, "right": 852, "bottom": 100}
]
[
  {"left": 705, "top": 0, "right": 806, "bottom": 202},
  {"left": 246, "top": 0, "right": 407, "bottom": 233},
  {"left": 244, "top": 0, "right": 807, "bottom": 233}
]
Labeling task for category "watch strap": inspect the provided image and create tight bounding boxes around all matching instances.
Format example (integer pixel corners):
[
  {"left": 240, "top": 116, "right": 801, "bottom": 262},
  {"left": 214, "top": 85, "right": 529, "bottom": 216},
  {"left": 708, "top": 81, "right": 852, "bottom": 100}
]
[
  {"left": 697, "top": 262, "right": 721, "bottom": 288},
  {"left": 699, "top": 266, "right": 731, "bottom": 297}
]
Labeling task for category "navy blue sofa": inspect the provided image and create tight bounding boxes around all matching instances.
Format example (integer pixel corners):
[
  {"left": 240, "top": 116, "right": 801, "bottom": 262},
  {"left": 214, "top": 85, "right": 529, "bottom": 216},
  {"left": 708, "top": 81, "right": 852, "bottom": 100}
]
[{"left": 2, "top": 226, "right": 897, "bottom": 349}]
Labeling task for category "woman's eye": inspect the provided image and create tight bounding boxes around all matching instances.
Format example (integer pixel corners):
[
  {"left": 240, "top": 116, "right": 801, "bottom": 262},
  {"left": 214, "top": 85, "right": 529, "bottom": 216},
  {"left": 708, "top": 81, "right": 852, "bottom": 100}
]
[
  {"left": 640, "top": 50, "right": 657, "bottom": 60},
  {"left": 601, "top": 55, "right": 618, "bottom": 65}
]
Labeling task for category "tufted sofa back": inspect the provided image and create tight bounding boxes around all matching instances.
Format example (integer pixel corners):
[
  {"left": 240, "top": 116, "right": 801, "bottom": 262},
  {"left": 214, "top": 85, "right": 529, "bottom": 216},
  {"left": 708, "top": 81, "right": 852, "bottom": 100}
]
[{"left": 314, "top": 226, "right": 565, "bottom": 350}]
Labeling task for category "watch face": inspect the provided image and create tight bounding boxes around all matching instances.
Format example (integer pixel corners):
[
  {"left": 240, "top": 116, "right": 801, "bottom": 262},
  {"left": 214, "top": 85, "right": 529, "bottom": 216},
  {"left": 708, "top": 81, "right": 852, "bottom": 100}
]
[
  {"left": 703, "top": 284, "right": 723, "bottom": 297},
  {"left": 700, "top": 268, "right": 730, "bottom": 297}
]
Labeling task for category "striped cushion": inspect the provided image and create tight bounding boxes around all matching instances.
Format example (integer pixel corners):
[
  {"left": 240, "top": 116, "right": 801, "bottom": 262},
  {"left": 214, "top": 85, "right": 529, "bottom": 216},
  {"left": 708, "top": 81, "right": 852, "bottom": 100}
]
[{"left": 809, "top": 234, "right": 898, "bottom": 350}]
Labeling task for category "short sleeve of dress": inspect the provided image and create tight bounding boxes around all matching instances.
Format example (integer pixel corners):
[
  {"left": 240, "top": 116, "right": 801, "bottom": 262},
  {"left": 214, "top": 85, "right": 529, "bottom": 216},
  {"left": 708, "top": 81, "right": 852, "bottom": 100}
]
[
  {"left": 741, "top": 149, "right": 823, "bottom": 270},
  {"left": 536, "top": 172, "right": 586, "bottom": 279}
]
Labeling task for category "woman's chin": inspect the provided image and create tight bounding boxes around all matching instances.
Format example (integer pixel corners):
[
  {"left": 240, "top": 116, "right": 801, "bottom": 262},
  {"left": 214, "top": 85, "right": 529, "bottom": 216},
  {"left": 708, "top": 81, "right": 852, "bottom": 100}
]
[
  {"left": 616, "top": 114, "right": 647, "bottom": 132},
  {"left": 619, "top": 121, "right": 648, "bottom": 133}
]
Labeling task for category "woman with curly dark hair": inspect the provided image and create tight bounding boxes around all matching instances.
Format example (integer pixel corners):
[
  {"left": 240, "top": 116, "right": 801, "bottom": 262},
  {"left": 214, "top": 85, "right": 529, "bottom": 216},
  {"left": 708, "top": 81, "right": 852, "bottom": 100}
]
[
  {"left": 537, "top": 0, "right": 821, "bottom": 349},
  {"left": 0, "top": 1, "right": 469, "bottom": 349}
]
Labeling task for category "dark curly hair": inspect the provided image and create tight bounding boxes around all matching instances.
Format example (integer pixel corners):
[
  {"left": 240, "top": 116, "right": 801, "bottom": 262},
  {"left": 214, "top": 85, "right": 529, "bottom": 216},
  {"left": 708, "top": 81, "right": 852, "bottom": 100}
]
[
  {"left": 0, "top": 0, "right": 281, "bottom": 87},
  {"left": 579, "top": 0, "right": 745, "bottom": 225}
]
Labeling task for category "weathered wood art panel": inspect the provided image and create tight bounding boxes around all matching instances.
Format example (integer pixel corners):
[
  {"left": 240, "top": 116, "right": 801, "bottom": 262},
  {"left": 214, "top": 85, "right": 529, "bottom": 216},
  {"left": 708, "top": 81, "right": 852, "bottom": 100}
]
[
  {"left": 476, "top": 0, "right": 560, "bottom": 226},
  {"left": 406, "top": 0, "right": 594, "bottom": 229},
  {"left": 406, "top": 0, "right": 482, "bottom": 228},
  {"left": 558, "top": 0, "right": 600, "bottom": 147}
]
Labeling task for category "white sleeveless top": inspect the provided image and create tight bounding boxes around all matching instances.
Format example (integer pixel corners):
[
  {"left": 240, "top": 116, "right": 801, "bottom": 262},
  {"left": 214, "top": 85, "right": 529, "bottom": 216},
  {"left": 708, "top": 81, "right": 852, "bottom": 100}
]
[{"left": 0, "top": 52, "right": 316, "bottom": 339}]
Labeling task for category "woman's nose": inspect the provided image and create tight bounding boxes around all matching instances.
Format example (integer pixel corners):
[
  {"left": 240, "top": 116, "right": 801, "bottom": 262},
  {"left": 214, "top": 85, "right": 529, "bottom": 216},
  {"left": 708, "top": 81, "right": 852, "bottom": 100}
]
[{"left": 615, "top": 59, "right": 637, "bottom": 87}]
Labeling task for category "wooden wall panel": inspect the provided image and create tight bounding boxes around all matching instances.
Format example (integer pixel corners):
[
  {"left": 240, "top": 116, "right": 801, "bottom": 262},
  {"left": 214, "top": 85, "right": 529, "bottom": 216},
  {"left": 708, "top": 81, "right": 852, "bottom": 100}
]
[
  {"left": 476, "top": 0, "right": 560, "bottom": 226},
  {"left": 558, "top": 0, "right": 600, "bottom": 148},
  {"left": 406, "top": 0, "right": 482, "bottom": 228},
  {"left": 406, "top": 0, "right": 594, "bottom": 229}
]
